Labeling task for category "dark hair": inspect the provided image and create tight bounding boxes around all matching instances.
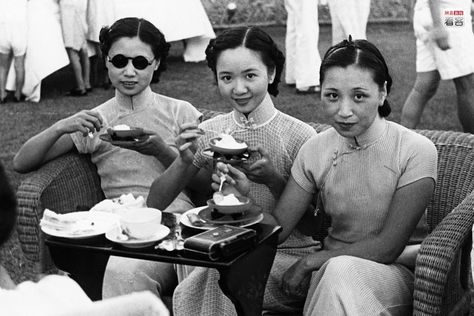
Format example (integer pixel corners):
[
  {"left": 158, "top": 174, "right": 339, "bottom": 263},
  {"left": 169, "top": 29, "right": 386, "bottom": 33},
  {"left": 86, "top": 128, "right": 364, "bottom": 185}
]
[
  {"left": 99, "top": 17, "right": 170, "bottom": 83},
  {"left": 320, "top": 37, "right": 392, "bottom": 117},
  {"left": 0, "top": 163, "right": 16, "bottom": 246},
  {"left": 205, "top": 26, "right": 285, "bottom": 97}
]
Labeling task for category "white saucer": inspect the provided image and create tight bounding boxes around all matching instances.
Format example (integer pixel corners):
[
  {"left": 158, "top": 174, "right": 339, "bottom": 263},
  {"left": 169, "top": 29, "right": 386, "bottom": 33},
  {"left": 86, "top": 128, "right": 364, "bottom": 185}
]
[
  {"left": 180, "top": 206, "right": 264, "bottom": 231},
  {"left": 41, "top": 211, "right": 120, "bottom": 239},
  {"left": 106, "top": 225, "right": 170, "bottom": 248}
]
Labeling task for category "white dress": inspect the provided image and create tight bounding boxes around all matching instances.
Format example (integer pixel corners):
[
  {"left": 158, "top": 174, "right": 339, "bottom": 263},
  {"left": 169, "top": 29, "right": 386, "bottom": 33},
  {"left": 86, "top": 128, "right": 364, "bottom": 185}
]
[
  {"left": 284, "top": 0, "right": 321, "bottom": 89},
  {"left": 327, "top": 0, "right": 370, "bottom": 44},
  {"left": 86, "top": 0, "right": 116, "bottom": 43},
  {"left": 5, "top": 0, "right": 69, "bottom": 102},
  {"left": 91, "top": 0, "right": 216, "bottom": 62}
]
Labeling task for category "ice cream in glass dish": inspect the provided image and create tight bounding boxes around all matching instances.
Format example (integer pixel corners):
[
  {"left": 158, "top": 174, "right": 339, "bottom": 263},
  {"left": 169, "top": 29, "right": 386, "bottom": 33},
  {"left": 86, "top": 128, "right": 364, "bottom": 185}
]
[
  {"left": 214, "top": 193, "right": 244, "bottom": 206},
  {"left": 210, "top": 133, "right": 248, "bottom": 155},
  {"left": 207, "top": 193, "right": 251, "bottom": 214},
  {"left": 106, "top": 124, "right": 146, "bottom": 141},
  {"left": 113, "top": 124, "right": 132, "bottom": 131},
  {"left": 215, "top": 134, "right": 247, "bottom": 149}
]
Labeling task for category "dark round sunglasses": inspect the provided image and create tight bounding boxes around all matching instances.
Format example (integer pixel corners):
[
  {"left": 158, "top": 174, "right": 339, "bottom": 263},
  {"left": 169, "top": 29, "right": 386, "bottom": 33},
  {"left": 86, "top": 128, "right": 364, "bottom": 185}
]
[{"left": 107, "top": 54, "right": 155, "bottom": 70}]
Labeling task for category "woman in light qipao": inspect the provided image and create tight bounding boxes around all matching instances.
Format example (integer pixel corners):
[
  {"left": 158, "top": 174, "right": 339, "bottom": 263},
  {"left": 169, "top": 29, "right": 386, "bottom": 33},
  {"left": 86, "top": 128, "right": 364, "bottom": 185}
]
[
  {"left": 13, "top": 17, "right": 202, "bottom": 299},
  {"left": 217, "top": 37, "right": 438, "bottom": 315},
  {"left": 147, "top": 26, "right": 320, "bottom": 315}
]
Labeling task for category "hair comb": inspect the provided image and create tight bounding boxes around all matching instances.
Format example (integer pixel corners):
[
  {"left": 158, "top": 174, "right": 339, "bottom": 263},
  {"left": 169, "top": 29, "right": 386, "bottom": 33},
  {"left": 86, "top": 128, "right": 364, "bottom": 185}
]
[{"left": 342, "top": 35, "right": 356, "bottom": 49}]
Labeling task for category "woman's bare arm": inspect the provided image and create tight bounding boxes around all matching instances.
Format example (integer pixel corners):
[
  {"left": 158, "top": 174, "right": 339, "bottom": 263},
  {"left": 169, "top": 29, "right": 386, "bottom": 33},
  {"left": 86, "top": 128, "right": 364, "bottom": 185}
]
[
  {"left": 147, "top": 157, "right": 200, "bottom": 210},
  {"left": 272, "top": 176, "right": 315, "bottom": 242},
  {"left": 13, "top": 110, "right": 102, "bottom": 173},
  {"left": 280, "top": 178, "right": 434, "bottom": 295},
  {"left": 292, "top": 177, "right": 435, "bottom": 272}
]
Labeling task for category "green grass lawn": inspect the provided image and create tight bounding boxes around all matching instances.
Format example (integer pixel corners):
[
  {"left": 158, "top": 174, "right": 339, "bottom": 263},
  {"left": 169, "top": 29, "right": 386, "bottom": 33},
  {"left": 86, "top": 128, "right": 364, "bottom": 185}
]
[{"left": 0, "top": 23, "right": 463, "bottom": 283}]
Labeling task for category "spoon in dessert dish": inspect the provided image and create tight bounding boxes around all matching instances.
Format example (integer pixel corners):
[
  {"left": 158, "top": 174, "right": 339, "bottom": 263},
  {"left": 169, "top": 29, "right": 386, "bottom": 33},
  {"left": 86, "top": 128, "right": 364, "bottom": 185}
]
[
  {"left": 186, "top": 212, "right": 209, "bottom": 227},
  {"left": 212, "top": 174, "right": 226, "bottom": 203}
]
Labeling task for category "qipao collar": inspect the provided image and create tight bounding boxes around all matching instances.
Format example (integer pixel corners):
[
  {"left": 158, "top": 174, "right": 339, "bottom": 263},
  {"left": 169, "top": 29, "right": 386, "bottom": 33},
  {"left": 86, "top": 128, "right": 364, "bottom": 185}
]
[
  {"left": 115, "top": 86, "right": 153, "bottom": 111},
  {"left": 343, "top": 116, "right": 387, "bottom": 150},
  {"left": 232, "top": 94, "right": 277, "bottom": 129}
]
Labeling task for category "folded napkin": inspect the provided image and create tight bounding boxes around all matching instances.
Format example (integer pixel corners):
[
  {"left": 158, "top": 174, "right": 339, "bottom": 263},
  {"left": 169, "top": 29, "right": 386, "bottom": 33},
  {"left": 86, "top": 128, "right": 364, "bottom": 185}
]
[
  {"left": 89, "top": 193, "right": 146, "bottom": 213},
  {"left": 40, "top": 209, "right": 96, "bottom": 235}
]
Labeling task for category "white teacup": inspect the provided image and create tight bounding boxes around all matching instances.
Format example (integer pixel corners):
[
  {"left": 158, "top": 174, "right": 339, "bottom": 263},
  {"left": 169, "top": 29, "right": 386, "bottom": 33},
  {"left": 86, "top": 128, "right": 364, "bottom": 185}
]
[{"left": 119, "top": 208, "right": 162, "bottom": 239}]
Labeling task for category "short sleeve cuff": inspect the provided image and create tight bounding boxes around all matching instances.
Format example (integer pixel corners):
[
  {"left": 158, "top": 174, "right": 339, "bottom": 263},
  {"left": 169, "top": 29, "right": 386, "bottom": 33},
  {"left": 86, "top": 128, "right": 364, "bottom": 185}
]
[{"left": 291, "top": 160, "right": 316, "bottom": 194}]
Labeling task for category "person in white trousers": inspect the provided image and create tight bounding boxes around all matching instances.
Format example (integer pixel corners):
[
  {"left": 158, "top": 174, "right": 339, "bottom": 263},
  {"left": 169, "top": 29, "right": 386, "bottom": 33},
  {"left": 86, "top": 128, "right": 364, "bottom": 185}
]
[
  {"left": 327, "top": 0, "right": 371, "bottom": 44},
  {"left": 284, "top": 0, "right": 321, "bottom": 94}
]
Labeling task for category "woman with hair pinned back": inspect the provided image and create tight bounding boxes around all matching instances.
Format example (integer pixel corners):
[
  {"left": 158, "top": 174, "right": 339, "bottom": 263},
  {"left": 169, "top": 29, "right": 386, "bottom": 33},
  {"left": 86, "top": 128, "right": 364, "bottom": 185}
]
[
  {"left": 146, "top": 26, "right": 320, "bottom": 315},
  {"left": 215, "top": 36, "right": 438, "bottom": 315},
  {"left": 13, "top": 17, "right": 201, "bottom": 299}
]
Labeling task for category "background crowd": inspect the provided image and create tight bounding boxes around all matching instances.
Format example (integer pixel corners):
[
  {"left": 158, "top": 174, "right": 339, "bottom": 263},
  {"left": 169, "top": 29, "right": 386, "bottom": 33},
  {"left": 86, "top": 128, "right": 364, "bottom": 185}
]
[
  {"left": 0, "top": 0, "right": 215, "bottom": 102},
  {"left": 2, "top": 0, "right": 473, "bottom": 131}
]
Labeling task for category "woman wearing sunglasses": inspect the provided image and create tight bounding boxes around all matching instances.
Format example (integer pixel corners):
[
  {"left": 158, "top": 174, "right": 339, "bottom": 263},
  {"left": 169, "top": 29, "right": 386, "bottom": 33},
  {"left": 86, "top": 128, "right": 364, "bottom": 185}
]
[
  {"left": 14, "top": 16, "right": 201, "bottom": 204},
  {"left": 13, "top": 16, "right": 202, "bottom": 299},
  {"left": 14, "top": 16, "right": 201, "bottom": 203}
]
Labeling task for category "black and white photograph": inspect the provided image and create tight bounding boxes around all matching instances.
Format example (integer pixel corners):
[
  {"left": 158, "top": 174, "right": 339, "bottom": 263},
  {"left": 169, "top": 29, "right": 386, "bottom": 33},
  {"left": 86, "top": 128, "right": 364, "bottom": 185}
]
[{"left": 1, "top": 1, "right": 474, "bottom": 315}]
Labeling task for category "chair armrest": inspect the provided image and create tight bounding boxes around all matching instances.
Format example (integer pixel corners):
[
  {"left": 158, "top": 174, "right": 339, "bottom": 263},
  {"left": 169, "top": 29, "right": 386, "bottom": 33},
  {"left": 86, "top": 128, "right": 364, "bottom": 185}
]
[
  {"left": 413, "top": 191, "right": 474, "bottom": 315},
  {"left": 16, "top": 152, "right": 105, "bottom": 273}
]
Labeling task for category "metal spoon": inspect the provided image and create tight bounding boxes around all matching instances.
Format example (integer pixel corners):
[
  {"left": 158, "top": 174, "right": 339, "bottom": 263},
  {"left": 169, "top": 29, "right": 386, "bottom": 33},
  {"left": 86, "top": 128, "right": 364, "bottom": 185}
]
[
  {"left": 187, "top": 213, "right": 208, "bottom": 227},
  {"left": 213, "top": 174, "right": 226, "bottom": 203}
]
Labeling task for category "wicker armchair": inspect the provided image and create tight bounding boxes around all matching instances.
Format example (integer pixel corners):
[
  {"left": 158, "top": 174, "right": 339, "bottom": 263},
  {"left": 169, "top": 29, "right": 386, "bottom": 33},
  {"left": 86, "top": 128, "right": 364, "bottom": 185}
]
[
  {"left": 411, "top": 129, "right": 474, "bottom": 316},
  {"left": 16, "top": 111, "right": 474, "bottom": 315}
]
